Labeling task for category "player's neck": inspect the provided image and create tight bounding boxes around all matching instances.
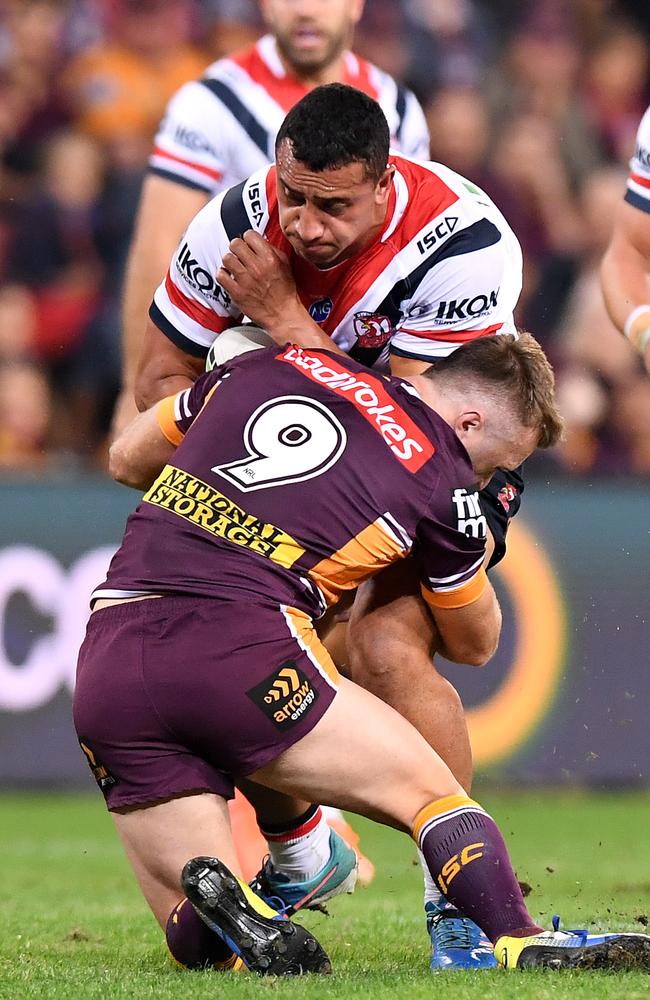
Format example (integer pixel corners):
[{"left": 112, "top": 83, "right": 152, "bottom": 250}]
[
  {"left": 281, "top": 53, "right": 348, "bottom": 89},
  {"left": 407, "top": 377, "right": 450, "bottom": 426}
]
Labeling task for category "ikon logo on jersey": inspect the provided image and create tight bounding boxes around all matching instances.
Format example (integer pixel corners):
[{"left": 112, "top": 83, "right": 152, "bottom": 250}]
[
  {"left": 176, "top": 242, "right": 231, "bottom": 306},
  {"left": 247, "top": 661, "right": 319, "bottom": 730},
  {"left": 435, "top": 289, "right": 499, "bottom": 322},
  {"left": 353, "top": 312, "right": 392, "bottom": 349},
  {"left": 308, "top": 297, "right": 333, "bottom": 323},
  {"left": 277, "top": 346, "right": 435, "bottom": 472}
]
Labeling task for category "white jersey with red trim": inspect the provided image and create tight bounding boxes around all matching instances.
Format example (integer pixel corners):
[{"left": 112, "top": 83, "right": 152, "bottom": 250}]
[
  {"left": 151, "top": 153, "right": 523, "bottom": 366},
  {"left": 625, "top": 105, "right": 650, "bottom": 214},
  {"left": 148, "top": 34, "right": 430, "bottom": 196}
]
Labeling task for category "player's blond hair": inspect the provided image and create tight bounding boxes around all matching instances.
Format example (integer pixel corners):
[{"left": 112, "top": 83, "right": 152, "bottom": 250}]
[{"left": 423, "top": 332, "right": 564, "bottom": 448}]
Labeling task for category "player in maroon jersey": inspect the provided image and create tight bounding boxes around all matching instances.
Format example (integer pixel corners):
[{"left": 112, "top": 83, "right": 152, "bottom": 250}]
[
  {"left": 130, "top": 83, "right": 532, "bottom": 968},
  {"left": 75, "top": 337, "right": 650, "bottom": 974}
]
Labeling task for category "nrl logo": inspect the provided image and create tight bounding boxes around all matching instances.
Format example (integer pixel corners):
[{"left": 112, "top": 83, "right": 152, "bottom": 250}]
[
  {"left": 353, "top": 312, "right": 392, "bottom": 348},
  {"left": 497, "top": 483, "right": 517, "bottom": 513}
]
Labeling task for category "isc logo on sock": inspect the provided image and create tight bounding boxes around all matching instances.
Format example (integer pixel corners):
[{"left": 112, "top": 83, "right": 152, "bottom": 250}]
[
  {"left": 247, "top": 661, "right": 319, "bottom": 730},
  {"left": 436, "top": 842, "right": 485, "bottom": 893}
]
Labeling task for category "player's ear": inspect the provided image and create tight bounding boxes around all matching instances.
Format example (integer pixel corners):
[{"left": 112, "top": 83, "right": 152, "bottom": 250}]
[
  {"left": 375, "top": 164, "right": 395, "bottom": 200},
  {"left": 455, "top": 410, "right": 483, "bottom": 439}
]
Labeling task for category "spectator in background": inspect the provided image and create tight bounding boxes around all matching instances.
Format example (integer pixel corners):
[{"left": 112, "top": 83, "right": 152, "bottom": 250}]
[
  {"left": 425, "top": 87, "right": 491, "bottom": 185},
  {"left": 582, "top": 21, "right": 649, "bottom": 163},
  {"left": 62, "top": 0, "right": 206, "bottom": 171},
  {"left": 0, "top": 361, "right": 52, "bottom": 471},
  {"left": 5, "top": 128, "right": 106, "bottom": 454},
  {"left": 0, "top": 0, "right": 72, "bottom": 193},
  {"left": 200, "top": 0, "right": 261, "bottom": 59}
]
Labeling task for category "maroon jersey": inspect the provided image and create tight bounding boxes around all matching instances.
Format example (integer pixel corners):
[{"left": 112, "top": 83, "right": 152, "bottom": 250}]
[{"left": 96, "top": 347, "right": 489, "bottom": 616}]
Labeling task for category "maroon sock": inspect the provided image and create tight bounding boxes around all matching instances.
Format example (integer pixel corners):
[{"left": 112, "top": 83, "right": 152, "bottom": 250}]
[
  {"left": 414, "top": 795, "right": 543, "bottom": 944},
  {"left": 166, "top": 897, "right": 236, "bottom": 969}
]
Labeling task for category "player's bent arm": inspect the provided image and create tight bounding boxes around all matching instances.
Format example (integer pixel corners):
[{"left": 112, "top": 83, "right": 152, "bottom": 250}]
[
  {"left": 108, "top": 404, "right": 176, "bottom": 490},
  {"left": 423, "top": 575, "right": 502, "bottom": 667},
  {"left": 601, "top": 202, "right": 650, "bottom": 372},
  {"left": 134, "top": 320, "right": 206, "bottom": 411},
  {"left": 121, "top": 175, "right": 210, "bottom": 395}
]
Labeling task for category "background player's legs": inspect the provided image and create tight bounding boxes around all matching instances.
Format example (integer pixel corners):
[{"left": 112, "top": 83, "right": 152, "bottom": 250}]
[{"left": 347, "top": 560, "right": 472, "bottom": 789}]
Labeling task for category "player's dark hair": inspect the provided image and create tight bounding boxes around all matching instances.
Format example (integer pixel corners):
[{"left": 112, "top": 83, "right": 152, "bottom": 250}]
[
  {"left": 423, "top": 333, "right": 564, "bottom": 448},
  {"left": 275, "top": 83, "right": 390, "bottom": 183}
]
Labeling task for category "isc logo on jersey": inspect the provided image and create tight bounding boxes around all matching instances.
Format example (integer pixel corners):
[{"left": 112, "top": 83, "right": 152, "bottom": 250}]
[{"left": 278, "top": 346, "right": 434, "bottom": 472}]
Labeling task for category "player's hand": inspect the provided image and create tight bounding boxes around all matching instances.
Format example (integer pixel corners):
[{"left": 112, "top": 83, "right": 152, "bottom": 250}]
[{"left": 218, "top": 231, "right": 304, "bottom": 340}]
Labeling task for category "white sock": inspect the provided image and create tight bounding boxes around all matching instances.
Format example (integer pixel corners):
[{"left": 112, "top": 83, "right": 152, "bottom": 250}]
[
  {"left": 418, "top": 848, "right": 446, "bottom": 909},
  {"left": 320, "top": 805, "right": 344, "bottom": 822},
  {"left": 261, "top": 805, "right": 332, "bottom": 880}
]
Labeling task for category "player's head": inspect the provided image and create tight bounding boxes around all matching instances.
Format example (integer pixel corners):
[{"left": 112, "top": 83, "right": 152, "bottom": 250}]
[
  {"left": 260, "top": 0, "right": 364, "bottom": 76},
  {"left": 420, "top": 333, "right": 564, "bottom": 487},
  {"left": 275, "top": 84, "right": 392, "bottom": 268}
]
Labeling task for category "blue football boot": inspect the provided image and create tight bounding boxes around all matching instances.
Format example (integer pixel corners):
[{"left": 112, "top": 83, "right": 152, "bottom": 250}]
[
  {"left": 251, "top": 828, "right": 358, "bottom": 916},
  {"left": 495, "top": 914, "right": 650, "bottom": 970},
  {"left": 426, "top": 901, "right": 498, "bottom": 970}
]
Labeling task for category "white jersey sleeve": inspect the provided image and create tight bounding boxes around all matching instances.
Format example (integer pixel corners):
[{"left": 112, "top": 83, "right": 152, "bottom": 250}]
[
  {"left": 150, "top": 167, "right": 273, "bottom": 355},
  {"left": 625, "top": 105, "right": 650, "bottom": 214},
  {"left": 369, "top": 66, "right": 430, "bottom": 160},
  {"left": 390, "top": 168, "right": 523, "bottom": 362},
  {"left": 395, "top": 87, "right": 430, "bottom": 160}
]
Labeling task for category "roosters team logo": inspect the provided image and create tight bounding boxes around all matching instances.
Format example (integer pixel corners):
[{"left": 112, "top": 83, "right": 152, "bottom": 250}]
[
  {"left": 497, "top": 482, "right": 518, "bottom": 513},
  {"left": 353, "top": 312, "right": 392, "bottom": 349}
]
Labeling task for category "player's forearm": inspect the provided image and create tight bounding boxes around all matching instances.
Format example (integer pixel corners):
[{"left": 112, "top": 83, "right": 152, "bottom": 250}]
[
  {"left": 601, "top": 237, "right": 650, "bottom": 334},
  {"left": 134, "top": 320, "right": 206, "bottom": 411},
  {"left": 108, "top": 405, "right": 174, "bottom": 490},
  {"left": 431, "top": 587, "right": 502, "bottom": 667},
  {"left": 263, "top": 301, "right": 346, "bottom": 354},
  {"left": 121, "top": 241, "right": 165, "bottom": 392},
  {"left": 121, "top": 176, "right": 210, "bottom": 392}
]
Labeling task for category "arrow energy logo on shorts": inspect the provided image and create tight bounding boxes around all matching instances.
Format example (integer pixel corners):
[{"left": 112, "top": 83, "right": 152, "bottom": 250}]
[{"left": 247, "top": 661, "right": 319, "bottom": 730}]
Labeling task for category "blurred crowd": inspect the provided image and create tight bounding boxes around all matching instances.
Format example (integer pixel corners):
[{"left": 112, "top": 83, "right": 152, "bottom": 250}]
[{"left": 1, "top": 0, "right": 649, "bottom": 476}]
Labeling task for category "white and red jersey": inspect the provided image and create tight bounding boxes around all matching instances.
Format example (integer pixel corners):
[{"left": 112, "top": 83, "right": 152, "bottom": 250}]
[
  {"left": 625, "top": 105, "right": 650, "bottom": 213},
  {"left": 148, "top": 34, "right": 430, "bottom": 196},
  {"left": 151, "top": 153, "right": 523, "bottom": 366}
]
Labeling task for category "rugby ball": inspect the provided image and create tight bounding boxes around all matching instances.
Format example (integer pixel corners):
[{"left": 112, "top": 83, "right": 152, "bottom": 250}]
[{"left": 205, "top": 325, "right": 275, "bottom": 371}]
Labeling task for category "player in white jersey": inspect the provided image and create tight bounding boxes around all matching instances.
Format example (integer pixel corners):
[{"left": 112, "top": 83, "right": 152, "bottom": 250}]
[
  {"left": 118, "top": 0, "right": 429, "bottom": 432},
  {"left": 601, "top": 105, "right": 650, "bottom": 373},
  {"left": 116, "top": 0, "right": 428, "bottom": 904},
  {"left": 147, "top": 152, "right": 521, "bottom": 371},
  {"left": 133, "top": 84, "right": 526, "bottom": 971}
]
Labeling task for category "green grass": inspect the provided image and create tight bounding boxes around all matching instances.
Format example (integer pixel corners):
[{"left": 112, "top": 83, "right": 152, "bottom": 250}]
[{"left": 0, "top": 790, "right": 648, "bottom": 999}]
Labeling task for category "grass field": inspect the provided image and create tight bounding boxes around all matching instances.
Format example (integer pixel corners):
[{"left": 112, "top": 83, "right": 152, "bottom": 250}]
[{"left": 0, "top": 790, "right": 648, "bottom": 999}]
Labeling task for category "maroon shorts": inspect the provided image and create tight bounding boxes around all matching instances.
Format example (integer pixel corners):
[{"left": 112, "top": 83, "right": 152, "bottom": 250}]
[{"left": 73, "top": 595, "right": 339, "bottom": 811}]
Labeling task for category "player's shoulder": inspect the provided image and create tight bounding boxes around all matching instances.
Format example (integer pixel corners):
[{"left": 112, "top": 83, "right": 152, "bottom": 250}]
[{"left": 200, "top": 40, "right": 260, "bottom": 82}]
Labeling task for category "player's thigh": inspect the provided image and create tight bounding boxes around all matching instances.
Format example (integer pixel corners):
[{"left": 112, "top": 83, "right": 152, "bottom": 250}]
[
  {"left": 112, "top": 792, "right": 239, "bottom": 928},
  {"left": 249, "top": 676, "right": 463, "bottom": 833}
]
